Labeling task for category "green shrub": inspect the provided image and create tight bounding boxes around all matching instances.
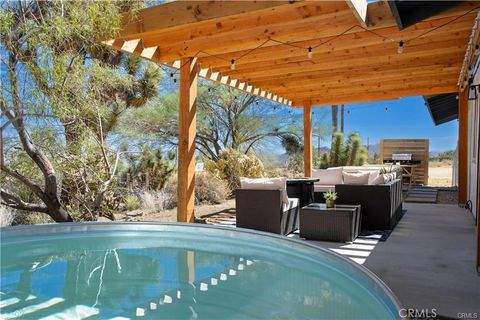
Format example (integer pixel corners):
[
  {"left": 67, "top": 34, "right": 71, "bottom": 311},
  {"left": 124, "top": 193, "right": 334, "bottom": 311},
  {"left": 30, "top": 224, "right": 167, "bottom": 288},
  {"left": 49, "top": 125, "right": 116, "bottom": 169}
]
[
  {"left": 204, "top": 149, "right": 264, "bottom": 190},
  {"left": 124, "top": 195, "right": 141, "bottom": 211}
]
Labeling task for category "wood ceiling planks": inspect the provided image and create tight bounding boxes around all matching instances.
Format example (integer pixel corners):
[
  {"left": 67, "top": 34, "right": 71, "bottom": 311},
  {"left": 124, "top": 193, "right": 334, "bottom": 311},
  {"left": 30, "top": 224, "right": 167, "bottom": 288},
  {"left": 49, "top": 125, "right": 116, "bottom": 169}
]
[{"left": 106, "top": 0, "right": 480, "bottom": 107}]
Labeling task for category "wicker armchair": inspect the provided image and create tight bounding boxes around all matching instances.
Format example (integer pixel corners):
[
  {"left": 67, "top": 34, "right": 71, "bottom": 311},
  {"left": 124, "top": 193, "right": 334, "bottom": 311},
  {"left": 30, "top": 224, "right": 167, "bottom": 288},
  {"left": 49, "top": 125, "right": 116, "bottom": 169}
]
[{"left": 235, "top": 189, "right": 299, "bottom": 235}]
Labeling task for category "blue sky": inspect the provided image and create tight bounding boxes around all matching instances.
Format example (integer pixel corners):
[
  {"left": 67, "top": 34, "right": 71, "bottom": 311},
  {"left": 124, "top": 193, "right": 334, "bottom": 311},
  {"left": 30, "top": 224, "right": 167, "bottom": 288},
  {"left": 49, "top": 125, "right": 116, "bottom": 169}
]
[{"left": 309, "top": 96, "right": 458, "bottom": 152}]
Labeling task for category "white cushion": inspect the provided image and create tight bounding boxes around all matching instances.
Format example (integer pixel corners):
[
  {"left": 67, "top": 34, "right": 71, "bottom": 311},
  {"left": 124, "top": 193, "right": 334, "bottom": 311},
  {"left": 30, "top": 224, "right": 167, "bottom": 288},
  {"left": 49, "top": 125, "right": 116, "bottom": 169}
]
[
  {"left": 314, "top": 185, "right": 336, "bottom": 193},
  {"left": 343, "top": 172, "right": 370, "bottom": 185},
  {"left": 370, "top": 174, "right": 385, "bottom": 185},
  {"left": 362, "top": 170, "right": 381, "bottom": 185},
  {"left": 311, "top": 167, "right": 343, "bottom": 185},
  {"left": 283, "top": 198, "right": 299, "bottom": 212},
  {"left": 240, "top": 177, "right": 289, "bottom": 205}
]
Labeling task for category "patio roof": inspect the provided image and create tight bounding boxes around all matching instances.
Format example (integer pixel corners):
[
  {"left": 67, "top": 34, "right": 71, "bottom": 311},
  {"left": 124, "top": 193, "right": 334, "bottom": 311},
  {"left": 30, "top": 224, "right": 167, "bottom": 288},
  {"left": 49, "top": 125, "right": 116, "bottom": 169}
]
[
  {"left": 105, "top": 1, "right": 480, "bottom": 107},
  {"left": 424, "top": 93, "right": 459, "bottom": 125}
]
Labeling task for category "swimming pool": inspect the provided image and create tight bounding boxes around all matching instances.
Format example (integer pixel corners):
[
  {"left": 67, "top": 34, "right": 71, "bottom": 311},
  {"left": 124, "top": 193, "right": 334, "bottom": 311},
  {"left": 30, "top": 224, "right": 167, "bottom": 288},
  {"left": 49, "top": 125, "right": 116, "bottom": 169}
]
[{"left": 1, "top": 222, "right": 401, "bottom": 319}]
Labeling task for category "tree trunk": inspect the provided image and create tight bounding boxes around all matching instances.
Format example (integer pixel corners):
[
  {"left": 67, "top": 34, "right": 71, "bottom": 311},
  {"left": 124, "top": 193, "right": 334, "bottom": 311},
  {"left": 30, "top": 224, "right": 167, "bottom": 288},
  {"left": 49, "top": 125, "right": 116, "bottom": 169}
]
[
  {"left": 331, "top": 105, "right": 338, "bottom": 134},
  {"left": 340, "top": 104, "right": 345, "bottom": 133},
  {"left": 60, "top": 123, "right": 82, "bottom": 208}
]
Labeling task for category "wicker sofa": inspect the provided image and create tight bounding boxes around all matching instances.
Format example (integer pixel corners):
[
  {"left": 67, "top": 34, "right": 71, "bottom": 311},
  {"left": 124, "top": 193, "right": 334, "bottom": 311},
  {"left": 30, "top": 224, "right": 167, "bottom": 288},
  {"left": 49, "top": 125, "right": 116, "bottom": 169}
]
[
  {"left": 311, "top": 166, "right": 403, "bottom": 230},
  {"left": 334, "top": 179, "right": 403, "bottom": 230},
  {"left": 236, "top": 189, "right": 299, "bottom": 235}
]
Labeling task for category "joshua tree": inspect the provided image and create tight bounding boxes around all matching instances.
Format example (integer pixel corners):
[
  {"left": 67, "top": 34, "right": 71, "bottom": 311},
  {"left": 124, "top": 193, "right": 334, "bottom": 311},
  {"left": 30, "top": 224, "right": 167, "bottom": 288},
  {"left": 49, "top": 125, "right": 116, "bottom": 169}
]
[{"left": 320, "top": 132, "right": 368, "bottom": 168}]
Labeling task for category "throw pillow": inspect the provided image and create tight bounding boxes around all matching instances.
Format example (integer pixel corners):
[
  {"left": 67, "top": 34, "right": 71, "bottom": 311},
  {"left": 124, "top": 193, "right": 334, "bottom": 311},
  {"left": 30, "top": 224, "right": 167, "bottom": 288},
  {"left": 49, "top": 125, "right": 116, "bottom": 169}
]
[
  {"left": 343, "top": 172, "right": 370, "bottom": 185},
  {"left": 311, "top": 167, "right": 343, "bottom": 184}
]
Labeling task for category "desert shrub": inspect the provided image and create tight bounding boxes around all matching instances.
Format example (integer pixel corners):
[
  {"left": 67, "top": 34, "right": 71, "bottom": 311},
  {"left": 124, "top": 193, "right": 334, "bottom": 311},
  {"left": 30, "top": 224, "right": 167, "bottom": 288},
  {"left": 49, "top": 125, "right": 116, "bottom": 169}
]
[
  {"left": 195, "top": 171, "right": 230, "bottom": 204},
  {"left": 139, "top": 190, "right": 166, "bottom": 212},
  {"left": 0, "top": 205, "right": 17, "bottom": 227},
  {"left": 162, "top": 172, "right": 230, "bottom": 209},
  {"left": 264, "top": 167, "right": 289, "bottom": 178},
  {"left": 124, "top": 195, "right": 141, "bottom": 211},
  {"left": 204, "top": 149, "right": 264, "bottom": 189}
]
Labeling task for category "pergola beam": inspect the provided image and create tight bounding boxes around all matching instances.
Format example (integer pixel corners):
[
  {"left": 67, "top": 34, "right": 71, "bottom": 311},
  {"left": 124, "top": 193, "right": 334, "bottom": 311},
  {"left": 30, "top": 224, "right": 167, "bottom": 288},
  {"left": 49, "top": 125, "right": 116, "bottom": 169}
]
[
  {"left": 291, "top": 85, "right": 458, "bottom": 107},
  {"left": 119, "top": 1, "right": 296, "bottom": 40},
  {"left": 253, "top": 65, "right": 459, "bottom": 89},
  {"left": 275, "top": 73, "right": 460, "bottom": 97},
  {"left": 177, "top": 57, "right": 199, "bottom": 223}
]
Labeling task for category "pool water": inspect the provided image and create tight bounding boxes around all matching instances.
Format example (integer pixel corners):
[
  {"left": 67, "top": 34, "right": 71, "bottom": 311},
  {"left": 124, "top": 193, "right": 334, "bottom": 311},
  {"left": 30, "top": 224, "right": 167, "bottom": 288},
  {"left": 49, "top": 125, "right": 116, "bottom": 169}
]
[{"left": 0, "top": 223, "right": 401, "bottom": 319}]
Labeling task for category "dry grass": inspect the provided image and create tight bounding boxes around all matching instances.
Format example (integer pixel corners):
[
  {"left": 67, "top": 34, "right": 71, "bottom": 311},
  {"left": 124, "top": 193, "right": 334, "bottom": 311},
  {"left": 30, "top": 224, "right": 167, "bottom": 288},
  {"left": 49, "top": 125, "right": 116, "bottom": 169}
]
[{"left": 0, "top": 205, "right": 16, "bottom": 227}]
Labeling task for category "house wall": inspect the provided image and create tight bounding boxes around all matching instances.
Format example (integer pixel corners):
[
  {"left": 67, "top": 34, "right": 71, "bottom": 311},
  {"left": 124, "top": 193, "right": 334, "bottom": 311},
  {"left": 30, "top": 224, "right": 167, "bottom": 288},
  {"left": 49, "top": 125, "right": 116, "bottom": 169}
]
[{"left": 468, "top": 71, "right": 480, "bottom": 220}]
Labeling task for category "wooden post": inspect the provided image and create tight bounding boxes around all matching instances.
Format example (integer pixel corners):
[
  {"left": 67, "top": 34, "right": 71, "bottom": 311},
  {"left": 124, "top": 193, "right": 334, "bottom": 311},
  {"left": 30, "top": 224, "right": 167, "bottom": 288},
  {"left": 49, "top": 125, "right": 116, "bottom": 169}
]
[
  {"left": 458, "top": 89, "right": 468, "bottom": 205},
  {"left": 177, "top": 57, "right": 198, "bottom": 223},
  {"left": 304, "top": 104, "right": 312, "bottom": 177}
]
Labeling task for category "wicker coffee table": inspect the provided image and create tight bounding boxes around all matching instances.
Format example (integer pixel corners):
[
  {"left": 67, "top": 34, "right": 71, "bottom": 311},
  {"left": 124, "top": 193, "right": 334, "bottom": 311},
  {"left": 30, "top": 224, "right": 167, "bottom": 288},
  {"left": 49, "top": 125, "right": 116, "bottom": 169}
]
[{"left": 299, "top": 203, "right": 361, "bottom": 242}]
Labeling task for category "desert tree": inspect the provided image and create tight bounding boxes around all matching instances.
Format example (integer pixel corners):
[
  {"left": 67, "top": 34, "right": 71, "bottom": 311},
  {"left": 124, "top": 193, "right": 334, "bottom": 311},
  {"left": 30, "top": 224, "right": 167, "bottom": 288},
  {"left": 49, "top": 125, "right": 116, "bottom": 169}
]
[
  {"left": 120, "top": 84, "right": 296, "bottom": 161},
  {"left": 0, "top": 1, "right": 160, "bottom": 221}
]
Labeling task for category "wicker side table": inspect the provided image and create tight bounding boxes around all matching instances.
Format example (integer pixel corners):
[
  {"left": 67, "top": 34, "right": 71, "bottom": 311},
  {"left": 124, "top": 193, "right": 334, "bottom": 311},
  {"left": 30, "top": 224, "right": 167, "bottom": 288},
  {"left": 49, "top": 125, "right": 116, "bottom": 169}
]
[{"left": 299, "top": 204, "right": 361, "bottom": 242}]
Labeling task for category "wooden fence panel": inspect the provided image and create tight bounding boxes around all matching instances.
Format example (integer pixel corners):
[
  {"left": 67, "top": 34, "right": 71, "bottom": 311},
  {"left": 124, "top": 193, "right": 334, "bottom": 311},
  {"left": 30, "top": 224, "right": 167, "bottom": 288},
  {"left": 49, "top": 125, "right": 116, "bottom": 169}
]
[{"left": 380, "top": 139, "right": 429, "bottom": 185}]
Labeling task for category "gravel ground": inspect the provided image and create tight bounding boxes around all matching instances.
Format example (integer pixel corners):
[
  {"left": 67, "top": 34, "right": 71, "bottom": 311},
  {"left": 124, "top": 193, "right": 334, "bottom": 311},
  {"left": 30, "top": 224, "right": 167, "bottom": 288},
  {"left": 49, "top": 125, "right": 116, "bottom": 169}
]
[{"left": 436, "top": 190, "right": 458, "bottom": 204}]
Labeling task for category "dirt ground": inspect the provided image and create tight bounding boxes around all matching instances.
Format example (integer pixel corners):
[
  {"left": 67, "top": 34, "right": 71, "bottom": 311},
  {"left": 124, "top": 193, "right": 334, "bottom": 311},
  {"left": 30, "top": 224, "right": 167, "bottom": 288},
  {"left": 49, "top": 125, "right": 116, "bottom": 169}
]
[
  {"left": 428, "top": 161, "right": 453, "bottom": 187},
  {"left": 113, "top": 199, "right": 236, "bottom": 223}
]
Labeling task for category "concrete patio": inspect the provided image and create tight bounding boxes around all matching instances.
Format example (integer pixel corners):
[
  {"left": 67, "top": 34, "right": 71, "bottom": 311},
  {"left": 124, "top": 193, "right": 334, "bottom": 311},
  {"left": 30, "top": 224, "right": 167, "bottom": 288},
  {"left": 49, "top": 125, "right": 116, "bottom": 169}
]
[{"left": 300, "top": 203, "right": 479, "bottom": 318}]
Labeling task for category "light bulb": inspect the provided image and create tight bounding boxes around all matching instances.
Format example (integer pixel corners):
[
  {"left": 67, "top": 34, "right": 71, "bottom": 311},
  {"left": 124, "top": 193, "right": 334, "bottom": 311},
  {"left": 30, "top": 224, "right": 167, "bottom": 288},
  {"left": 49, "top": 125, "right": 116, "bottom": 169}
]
[
  {"left": 230, "top": 59, "right": 236, "bottom": 70},
  {"left": 307, "top": 47, "right": 313, "bottom": 59},
  {"left": 397, "top": 40, "right": 404, "bottom": 54}
]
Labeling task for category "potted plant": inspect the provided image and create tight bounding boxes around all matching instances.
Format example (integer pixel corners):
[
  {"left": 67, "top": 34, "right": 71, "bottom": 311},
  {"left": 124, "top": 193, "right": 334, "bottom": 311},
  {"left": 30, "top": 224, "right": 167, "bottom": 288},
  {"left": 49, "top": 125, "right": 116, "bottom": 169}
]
[{"left": 323, "top": 191, "right": 338, "bottom": 208}]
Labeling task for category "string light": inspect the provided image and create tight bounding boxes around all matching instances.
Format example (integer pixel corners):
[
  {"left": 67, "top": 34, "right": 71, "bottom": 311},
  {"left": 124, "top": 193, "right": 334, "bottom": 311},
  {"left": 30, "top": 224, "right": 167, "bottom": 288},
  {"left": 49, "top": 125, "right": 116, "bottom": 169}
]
[
  {"left": 397, "top": 40, "right": 404, "bottom": 54},
  {"left": 230, "top": 59, "right": 236, "bottom": 70},
  {"left": 307, "top": 47, "right": 313, "bottom": 59}
]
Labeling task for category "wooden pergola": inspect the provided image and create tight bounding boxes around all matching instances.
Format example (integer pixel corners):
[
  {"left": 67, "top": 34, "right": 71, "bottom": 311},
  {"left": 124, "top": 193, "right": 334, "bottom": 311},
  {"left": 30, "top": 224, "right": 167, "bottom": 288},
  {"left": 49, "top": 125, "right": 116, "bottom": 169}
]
[{"left": 105, "top": 0, "right": 480, "bottom": 223}]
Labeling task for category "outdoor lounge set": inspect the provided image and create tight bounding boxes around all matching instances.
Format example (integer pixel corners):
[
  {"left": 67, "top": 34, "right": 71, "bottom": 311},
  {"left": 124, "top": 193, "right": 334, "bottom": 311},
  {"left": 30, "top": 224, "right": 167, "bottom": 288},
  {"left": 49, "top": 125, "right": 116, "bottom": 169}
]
[{"left": 235, "top": 167, "right": 403, "bottom": 242}]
